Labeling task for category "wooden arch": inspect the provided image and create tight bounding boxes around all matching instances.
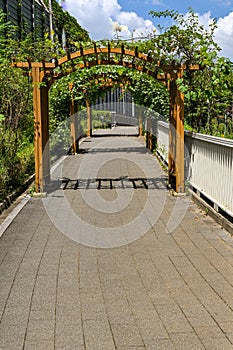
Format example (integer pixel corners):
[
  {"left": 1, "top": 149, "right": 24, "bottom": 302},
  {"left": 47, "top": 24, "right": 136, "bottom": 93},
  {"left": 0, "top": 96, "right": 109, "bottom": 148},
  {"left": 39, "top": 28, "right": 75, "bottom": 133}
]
[{"left": 13, "top": 43, "right": 199, "bottom": 193}]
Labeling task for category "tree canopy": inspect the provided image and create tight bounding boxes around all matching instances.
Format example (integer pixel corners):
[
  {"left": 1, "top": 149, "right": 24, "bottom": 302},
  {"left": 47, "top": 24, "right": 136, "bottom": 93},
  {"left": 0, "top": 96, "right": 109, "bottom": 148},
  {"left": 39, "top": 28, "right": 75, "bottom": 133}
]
[{"left": 146, "top": 9, "right": 233, "bottom": 134}]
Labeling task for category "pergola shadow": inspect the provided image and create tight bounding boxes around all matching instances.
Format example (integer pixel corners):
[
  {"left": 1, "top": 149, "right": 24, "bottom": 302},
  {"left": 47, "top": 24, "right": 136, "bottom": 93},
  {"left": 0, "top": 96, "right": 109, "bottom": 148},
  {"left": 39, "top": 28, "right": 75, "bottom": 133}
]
[{"left": 45, "top": 176, "right": 168, "bottom": 194}]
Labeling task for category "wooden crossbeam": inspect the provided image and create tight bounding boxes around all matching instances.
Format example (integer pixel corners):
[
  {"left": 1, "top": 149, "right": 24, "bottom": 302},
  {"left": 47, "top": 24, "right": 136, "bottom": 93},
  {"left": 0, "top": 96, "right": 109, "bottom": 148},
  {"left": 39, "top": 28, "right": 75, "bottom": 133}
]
[{"left": 12, "top": 44, "right": 201, "bottom": 74}]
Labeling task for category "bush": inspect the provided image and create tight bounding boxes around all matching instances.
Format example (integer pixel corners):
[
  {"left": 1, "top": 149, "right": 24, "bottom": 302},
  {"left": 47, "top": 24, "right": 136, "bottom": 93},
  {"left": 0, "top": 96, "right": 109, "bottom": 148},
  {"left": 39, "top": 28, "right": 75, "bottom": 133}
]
[{"left": 0, "top": 130, "right": 34, "bottom": 201}]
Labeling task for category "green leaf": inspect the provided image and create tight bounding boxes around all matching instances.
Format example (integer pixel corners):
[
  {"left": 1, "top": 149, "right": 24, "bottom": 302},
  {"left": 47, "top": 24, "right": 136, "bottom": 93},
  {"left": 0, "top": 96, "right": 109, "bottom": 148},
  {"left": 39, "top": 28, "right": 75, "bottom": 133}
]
[{"left": 0, "top": 114, "right": 5, "bottom": 122}]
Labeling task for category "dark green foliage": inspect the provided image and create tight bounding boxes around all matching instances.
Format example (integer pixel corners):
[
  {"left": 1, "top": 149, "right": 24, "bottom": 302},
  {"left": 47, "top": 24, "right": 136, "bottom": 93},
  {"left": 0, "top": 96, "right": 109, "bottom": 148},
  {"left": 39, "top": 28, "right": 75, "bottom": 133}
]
[
  {"left": 43, "top": 0, "right": 89, "bottom": 44},
  {"left": 149, "top": 9, "right": 233, "bottom": 136}
]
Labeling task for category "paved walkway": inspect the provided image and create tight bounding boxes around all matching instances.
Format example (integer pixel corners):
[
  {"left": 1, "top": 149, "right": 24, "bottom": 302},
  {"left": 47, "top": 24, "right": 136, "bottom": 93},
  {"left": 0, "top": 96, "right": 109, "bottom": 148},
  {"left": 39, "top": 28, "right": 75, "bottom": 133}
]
[{"left": 1, "top": 133, "right": 233, "bottom": 350}]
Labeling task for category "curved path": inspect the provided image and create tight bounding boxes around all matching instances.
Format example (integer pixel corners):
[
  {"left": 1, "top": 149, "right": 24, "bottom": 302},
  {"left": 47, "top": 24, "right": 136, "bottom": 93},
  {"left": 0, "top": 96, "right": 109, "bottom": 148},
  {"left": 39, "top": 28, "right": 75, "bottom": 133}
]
[{"left": 1, "top": 133, "right": 233, "bottom": 350}]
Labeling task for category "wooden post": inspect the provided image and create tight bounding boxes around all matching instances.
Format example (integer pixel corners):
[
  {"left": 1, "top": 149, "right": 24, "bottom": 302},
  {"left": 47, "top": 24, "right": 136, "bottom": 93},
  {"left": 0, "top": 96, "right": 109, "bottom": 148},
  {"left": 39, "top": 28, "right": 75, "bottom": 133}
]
[
  {"left": 32, "top": 67, "right": 50, "bottom": 193},
  {"left": 168, "top": 71, "right": 185, "bottom": 193},
  {"left": 41, "top": 85, "right": 50, "bottom": 187},
  {"left": 176, "top": 70, "right": 185, "bottom": 193},
  {"left": 69, "top": 84, "right": 79, "bottom": 154},
  {"left": 146, "top": 117, "right": 152, "bottom": 151},
  {"left": 86, "top": 99, "right": 92, "bottom": 137},
  {"left": 32, "top": 67, "right": 40, "bottom": 192},
  {"left": 138, "top": 106, "right": 143, "bottom": 136}
]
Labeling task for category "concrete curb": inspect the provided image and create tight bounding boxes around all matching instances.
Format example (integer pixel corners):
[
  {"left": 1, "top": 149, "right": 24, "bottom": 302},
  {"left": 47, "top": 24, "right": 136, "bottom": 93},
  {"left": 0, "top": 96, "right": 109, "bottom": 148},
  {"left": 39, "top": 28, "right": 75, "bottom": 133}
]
[
  {"left": 0, "top": 174, "right": 35, "bottom": 215},
  {"left": 190, "top": 189, "right": 233, "bottom": 236},
  {"left": 0, "top": 195, "right": 30, "bottom": 238}
]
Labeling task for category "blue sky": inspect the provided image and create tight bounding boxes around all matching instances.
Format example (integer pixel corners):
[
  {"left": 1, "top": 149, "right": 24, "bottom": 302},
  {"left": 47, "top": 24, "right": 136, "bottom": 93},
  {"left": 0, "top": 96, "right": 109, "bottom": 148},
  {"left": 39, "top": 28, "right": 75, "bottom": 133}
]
[
  {"left": 60, "top": 0, "right": 233, "bottom": 59},
  {"left": 118, "top": 0, "right": 233, "bottom": 21}
]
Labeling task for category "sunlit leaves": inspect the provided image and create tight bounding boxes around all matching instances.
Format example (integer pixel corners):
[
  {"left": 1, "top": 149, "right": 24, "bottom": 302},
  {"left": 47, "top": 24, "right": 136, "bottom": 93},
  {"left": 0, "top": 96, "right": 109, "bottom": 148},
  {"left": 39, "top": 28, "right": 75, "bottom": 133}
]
[{"left": 149, "top": 9, "right": 219, "bottom": 65}]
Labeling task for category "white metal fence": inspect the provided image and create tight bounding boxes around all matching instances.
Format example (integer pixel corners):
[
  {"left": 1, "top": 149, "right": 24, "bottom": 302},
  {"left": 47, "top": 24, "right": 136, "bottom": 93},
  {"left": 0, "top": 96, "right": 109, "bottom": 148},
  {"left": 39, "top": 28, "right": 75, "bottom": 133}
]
[{"left": 156, "top": 121, "right": 233, "bottom": 217}]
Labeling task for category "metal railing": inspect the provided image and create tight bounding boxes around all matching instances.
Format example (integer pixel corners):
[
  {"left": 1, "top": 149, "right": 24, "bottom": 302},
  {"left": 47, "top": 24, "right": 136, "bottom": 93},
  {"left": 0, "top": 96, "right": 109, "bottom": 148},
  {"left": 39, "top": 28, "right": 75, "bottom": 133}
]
[{"left": 156, "top": 121, "right": 233, "bottom": 217}]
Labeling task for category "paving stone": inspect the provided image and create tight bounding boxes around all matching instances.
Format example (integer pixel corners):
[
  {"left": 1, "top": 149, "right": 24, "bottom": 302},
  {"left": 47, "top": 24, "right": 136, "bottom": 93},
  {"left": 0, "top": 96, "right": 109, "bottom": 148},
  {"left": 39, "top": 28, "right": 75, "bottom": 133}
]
[
  {"left": 83, "top": 319, "right": 115, "bottom": 350},
  {"left": 193, "top": 325, "right": 225, "bottom": 339},
  {"left": 136, "top": 316, "right": 169, "bottom": 341},
  {"left": 0, "top": 320, "right": 26, "bottom": 348},
  {"left": 24, "top": 340, "right": 55, "bottom": 350},
  {"left": 156, "top": 304, "right": 194, "bottom": 334},
  {"left": 202, "top": 336, "right": 233, "bottom": 349},
  {"left": 1, "top": 134, "right": 233, "bottom": 350},
  {"left": 169, "top": 332, "right": 205, "bottom": 349},
  {"left": 111, "top": 323, "right": 144, "bottom": 348},
  {"left": 55, "top": 326, "right": 84, "bottom": 349},
  {"left": 146, "top": 339, "right": 175, "bottom": 350}
]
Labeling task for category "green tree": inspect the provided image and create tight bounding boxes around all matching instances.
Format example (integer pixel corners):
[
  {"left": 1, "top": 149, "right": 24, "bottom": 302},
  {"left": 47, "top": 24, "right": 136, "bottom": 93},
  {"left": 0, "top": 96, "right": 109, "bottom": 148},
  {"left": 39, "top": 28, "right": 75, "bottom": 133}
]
[
  {"left": 149, "top": 9, "right": 219, "bottom": 65},
  {"left": 0, "top": 11, "right": 34, "bottom": 199},
  {"left": 149, "top": 9, "right": 233, "bottom": 135}
]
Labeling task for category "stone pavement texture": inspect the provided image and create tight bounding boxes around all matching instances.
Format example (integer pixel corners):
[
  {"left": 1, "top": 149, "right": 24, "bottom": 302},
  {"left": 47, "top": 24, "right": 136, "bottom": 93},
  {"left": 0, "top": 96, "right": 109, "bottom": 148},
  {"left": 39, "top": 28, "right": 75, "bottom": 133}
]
[{"left": 1, "top": 132, "right": 233, "bottom": 350}]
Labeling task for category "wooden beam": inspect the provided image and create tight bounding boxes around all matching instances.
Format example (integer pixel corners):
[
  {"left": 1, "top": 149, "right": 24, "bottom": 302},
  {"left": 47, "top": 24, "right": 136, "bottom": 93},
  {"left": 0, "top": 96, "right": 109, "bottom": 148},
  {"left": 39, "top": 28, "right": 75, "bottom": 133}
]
[
  {"left": 69, "top": 83, "right": 79, "bottom": 154},
  {"left": 168, "top": 71, "right": 185, "bottom": 193},
  {"left": 146, "top": 117, "right": 152, "bottom": 151},
  {"left": 40, "top": 85, "right": 50, "bottom": 188},
  {"left": 32, "top": 68, "right": 50, "bottom": 192},
  {"left": 32, "top": 67, "right": 41, "bottom": 193},
  {"left": 14, "top": 47, "right": 200, "bottom": 74},
  {"left": 138, "top": 114, "right": 143, "bottom": 137},
  {"left": 175, "top": 70, "right": 185, "bottom": 193}
]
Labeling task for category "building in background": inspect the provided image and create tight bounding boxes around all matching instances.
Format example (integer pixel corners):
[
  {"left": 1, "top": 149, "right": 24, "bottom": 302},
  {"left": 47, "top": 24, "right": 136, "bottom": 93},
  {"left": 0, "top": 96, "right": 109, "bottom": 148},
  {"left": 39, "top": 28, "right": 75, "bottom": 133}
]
[
  {"left": 0, "top": 0, "right": 89, "bottom": 44},
  {"left": 0, "top": 0, "right": 50, "bottom": 39}
]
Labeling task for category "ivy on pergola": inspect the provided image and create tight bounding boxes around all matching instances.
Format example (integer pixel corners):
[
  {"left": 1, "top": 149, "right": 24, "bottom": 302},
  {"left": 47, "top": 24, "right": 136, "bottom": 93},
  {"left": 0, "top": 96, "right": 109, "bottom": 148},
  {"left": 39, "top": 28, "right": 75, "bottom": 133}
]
[{"left": 13, "top": 42, "right": 199, "bottom": 193}]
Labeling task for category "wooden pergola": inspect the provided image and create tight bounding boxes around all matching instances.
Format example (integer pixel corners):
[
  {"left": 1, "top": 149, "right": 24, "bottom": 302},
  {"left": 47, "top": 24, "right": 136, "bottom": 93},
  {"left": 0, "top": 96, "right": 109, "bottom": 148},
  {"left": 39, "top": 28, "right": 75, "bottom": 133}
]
[{"left": 13, "top": 44, "right": 199, "bottom": 193}]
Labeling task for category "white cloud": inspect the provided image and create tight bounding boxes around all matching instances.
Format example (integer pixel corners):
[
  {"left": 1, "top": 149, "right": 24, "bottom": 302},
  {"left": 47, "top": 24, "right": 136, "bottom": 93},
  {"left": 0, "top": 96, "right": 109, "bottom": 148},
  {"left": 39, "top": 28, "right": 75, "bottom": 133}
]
[
  {"left": 215, "top": 12, "right": 233, "bottom": 59},
  {"left": 64, "top": 0, "right": 156, "bottom": 41},
  {"left": 216, "top": 0, "right": 232, "bottom": 6},
  {"left": 187, "top": 11, "right": 233, "bottom": 60},
  {"left": 63, "top": 0, "right": 233, "bottom": 60},
  {"left": 116, "top": 11, "right": 155, "bottom": 38},
  {"left": 197, "top": 11, "right": 214, "bottom": 27},
  {"left": 63, "top": 0, "right": 119, "bottom": 39},
  {"left": 151, "top": 0, "right": 163, "bottom": 4}
]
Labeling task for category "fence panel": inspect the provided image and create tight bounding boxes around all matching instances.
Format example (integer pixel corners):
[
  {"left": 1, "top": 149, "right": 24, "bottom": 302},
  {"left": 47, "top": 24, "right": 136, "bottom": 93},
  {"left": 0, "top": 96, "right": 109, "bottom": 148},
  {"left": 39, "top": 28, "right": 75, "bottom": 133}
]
[
  {"left": 7, "top": 0, "right": 19, "bottom": 26},
  {"left": 157, "top": 121, "right": 169, "bottom": 164},
  {"left": 186, "top": 133, "right": 233, "bottom": 215},
  {"left": 21, "top": 0, "right": 33, "bottom": 32},
  {"left": 156, "top": 121, "right": 233, "bottom": 216},
  {"left": 34, "top": 2, "right": 45, "bottom": 38},
  {"left": 115, "top": 114, "right": 138, "bottom": 126},
  {"left": 0, "top": 0, "right": 5, "bottom": 11},
  {"left": 0, "top": 0, "right": 49, "bottom": 38}
]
